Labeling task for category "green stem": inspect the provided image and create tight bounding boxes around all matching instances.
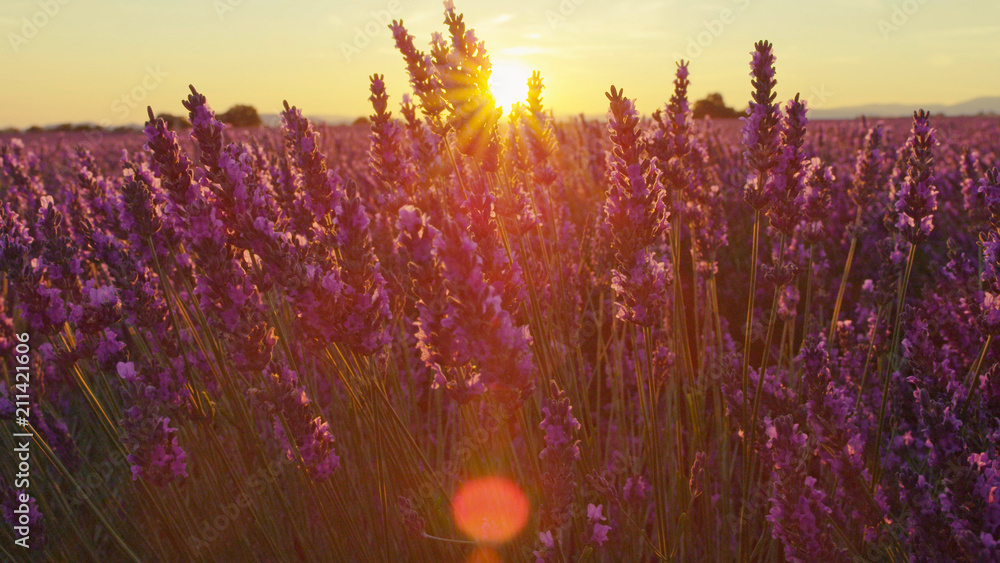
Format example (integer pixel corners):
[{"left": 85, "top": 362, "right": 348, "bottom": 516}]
[
  {"left": 800, "top": 244, "right": 816, "bottom": 350},
  {"left": 829, "top": 207, "right": 864, "bottom": 341},
  {"left": 741, "top": 207, "right": 762, "bottom": 429},
  {"left": 963, "top": 334, "right": 993, "bottom": 409},
  {"left": 739, "top": 173, "right": 765, "bottom": 560},
  {"left": 642, "top": 325, "right": 669, "bottom": 557},
  {"left": 873, "top": 242, "right": 917, "bottom": 484},
  {"left": 852, "top": 308, "right": 884, "bottom": 414}
]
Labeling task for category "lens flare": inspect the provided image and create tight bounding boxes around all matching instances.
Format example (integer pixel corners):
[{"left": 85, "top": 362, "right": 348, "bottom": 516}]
[{"left": 451, "top": 476, "right": 530, "bottom": 544}]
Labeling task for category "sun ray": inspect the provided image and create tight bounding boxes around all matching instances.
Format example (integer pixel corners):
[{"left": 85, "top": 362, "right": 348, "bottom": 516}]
[{"left": 488, "top": 59, "right": 534, "bottom": 112}]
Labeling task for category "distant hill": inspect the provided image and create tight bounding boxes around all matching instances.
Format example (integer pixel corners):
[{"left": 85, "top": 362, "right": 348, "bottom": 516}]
[
  {"left": 260, "top": 114, "right": 358, "bottom": 127},
  {"left": 810, "top": 96, "right": 1000, "bottom": 120},
  {"left": 9, "top": 97, "right": 1000, "bottom": 132}
]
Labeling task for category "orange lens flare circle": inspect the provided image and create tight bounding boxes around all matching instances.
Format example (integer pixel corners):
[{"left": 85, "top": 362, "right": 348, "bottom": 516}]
[{"left": 452, "top": 476, "right": 530, "bottom": 544}]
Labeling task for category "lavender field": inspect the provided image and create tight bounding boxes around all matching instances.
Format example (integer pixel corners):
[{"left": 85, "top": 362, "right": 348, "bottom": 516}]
[{"left": 1, "top": 3, "right": 999, "bottom": 562}]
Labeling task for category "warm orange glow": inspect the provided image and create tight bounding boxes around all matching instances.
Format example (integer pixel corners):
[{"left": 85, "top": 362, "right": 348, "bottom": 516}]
[
  {"left": 466, "top": 546, "right": 503, "bottom": 563},
  {"left": 452, "top": 476, "right": 530, "bottom": 544}
]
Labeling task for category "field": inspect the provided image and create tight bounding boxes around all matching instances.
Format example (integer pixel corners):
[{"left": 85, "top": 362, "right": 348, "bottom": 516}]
[{"left": 1, "top": 4, "right": 999, "bottom": 562}]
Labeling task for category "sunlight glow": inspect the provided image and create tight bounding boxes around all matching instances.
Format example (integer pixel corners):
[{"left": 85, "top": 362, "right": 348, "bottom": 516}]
[
  {"left": 488, "top": 60, "right": 534, "bottom": 112},
  {"left": 452, "top": 476, "right": 530, "bottom": 544},
  {"left": 465, "top": 546, "right": 503, "bottom": 563}
]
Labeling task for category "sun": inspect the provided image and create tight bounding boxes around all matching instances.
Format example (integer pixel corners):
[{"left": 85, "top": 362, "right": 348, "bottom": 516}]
[{"left": 488, "top": 59, "right": 534, "bottom": 112}]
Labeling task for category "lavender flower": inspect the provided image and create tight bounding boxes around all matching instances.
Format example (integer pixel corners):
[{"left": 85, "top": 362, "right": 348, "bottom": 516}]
[
  {"left": 368, "top": 73, "right": 413, "bottom": 207},
  {"left": 763, "top": 416, "right": 840, "bottom": 561},
  {"left": 0, "top": 202, "right": 70, "bottom": 336},
  {"left": 333, "top": 179, "right": 392, "bottom": 356},
  {"left": 799, "top": 159, "right": 834, "bottom": 245},
  {"left": 587, "top": 503, "right": 612, "bottom": 546},
  {"left": 523, "top": 70, "right": 558, "bottom": 176},
  {"left": 118, "top": 373, "right": 189, "bottom": 486},
  {"left": 538, "top": 381, "right": 581, "bottom": 532},
  {"left": 254, "top": 367, "right": 340, "bottom": 480},
  {"left": 767, "top": 94, "right": 809, "bottom": 235},
  {"left": 438, "top": 3, "right": 502, "bottom": 169},
  {"left": 894, "top": 110, "right": 938, "bottom": 244},
  {"left": 980, "top": 169, "right": 1000, "bottom": 285},
  {"left": 397, "top": 496, "right": 426, "bottom": 539},
  {"left": 389, "top": 19, "right": 448, "bottom": 130},
  {"left": 397, "top": 206, "right": 480, "bottom": 400},
  {"left": 603, "top": 86, "right": 671, "bottom": 326},
  {"left": 280, "top": 101, "right": 345, "bottom": 223},
  {"left": 460, "top": 189, "right": 527, "bottom": 314},
  {"left": 652, "top": 61, "right": 696, "bottom": 195},
  {"left": 742, "top": 40, "right": 782, "bottom": 209},
  {"left": 183, "top": 85, "right": 228, "bottom": 186},
  {"left": 144, "top": 107, "right": 199, "bottom": 214},
  {"left": 0, "top": 138, "right": 45, "bottom": 215},
  {"left": 434, "top": 217, "right": 534, "bottom": 399},
  {"left": 850, "top": 124, "right": 887, "bottom": 207}
]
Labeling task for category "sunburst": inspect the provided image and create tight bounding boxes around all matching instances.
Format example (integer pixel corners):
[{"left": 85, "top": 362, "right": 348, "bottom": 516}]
[{"left": 488, "top": 59, "right": 534, "bottom": 112}]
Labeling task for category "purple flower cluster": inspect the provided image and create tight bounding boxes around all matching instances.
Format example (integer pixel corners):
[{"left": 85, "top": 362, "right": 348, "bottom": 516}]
[
  {"left": 893, "top": 110, "right": 938, "bottom": 244},
  {"left": 742, "top": 40, "right": 782, "bottom": 209},
  {"left": 254, "top": 367, "right": 341, "bottom": 480},
  {"left": 767, "top": 94, "right": 809, "bottom": 235},
  {"left": 398, "top": 204, "right": 533, "bottom": 403},
  {"left": 976, "top": 168, "right": 1000, "bottom": 334},
  {"left": 538, "top": 380, "right": 582, "bottom": 533},
  {"left": 603, "top": 86, "right": 670, "bottom": 326}
]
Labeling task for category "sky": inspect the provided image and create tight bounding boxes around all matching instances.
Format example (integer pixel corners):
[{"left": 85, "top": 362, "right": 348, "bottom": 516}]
[{"left": 1, "top": 0, "right": 998, "bottom": 128}]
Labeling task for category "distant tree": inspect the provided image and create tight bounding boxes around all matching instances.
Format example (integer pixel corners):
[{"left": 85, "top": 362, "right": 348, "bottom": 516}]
[
  {"left": 352, "top": 116, "right": 370, "bottom": 126},
  {"left": 157, "top": 113, "right": 191, "bottom": 130},
  {"left": 218, "top": 104, "right": 262, "bottom": 127},
  {"left": 692, "top": 93, "right": 743, "bottom": 119}
]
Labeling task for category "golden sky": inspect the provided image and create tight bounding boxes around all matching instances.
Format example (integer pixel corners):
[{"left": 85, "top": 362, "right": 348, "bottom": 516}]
[{"left": 1, "top": 0, "right": 997, "bottom": 128}]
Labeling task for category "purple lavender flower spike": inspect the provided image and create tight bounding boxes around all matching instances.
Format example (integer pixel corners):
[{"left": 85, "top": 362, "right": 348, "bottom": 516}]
[
  {"left": 850, "top": 125, "right": 886, "bottom": 207},
  {"left": 894, "top": 110, "right": 937, "bottom": 244},
  {"left": 334, "top": 179, "right": 392, "bottom": 356},
  {"left": 280, "top": 101, "right": 345, "bottom": 223},
  {"left": 976, "top": 168, "right": 1000, "bottom": 334},
  {"left": 603, "top": 86, "right": 671, "bottom": 326},
  {"left": 183, "top": 85, "right": 228, "bottom": 186},
  {"left": 767, "top": 94, "right": 808, "bottom": 235},
  {"left": 742, "top": 40, "right": 782, "bottom": 209},
  {"left": 538, "top": 380, "right": 581, "bottom": 532}
]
